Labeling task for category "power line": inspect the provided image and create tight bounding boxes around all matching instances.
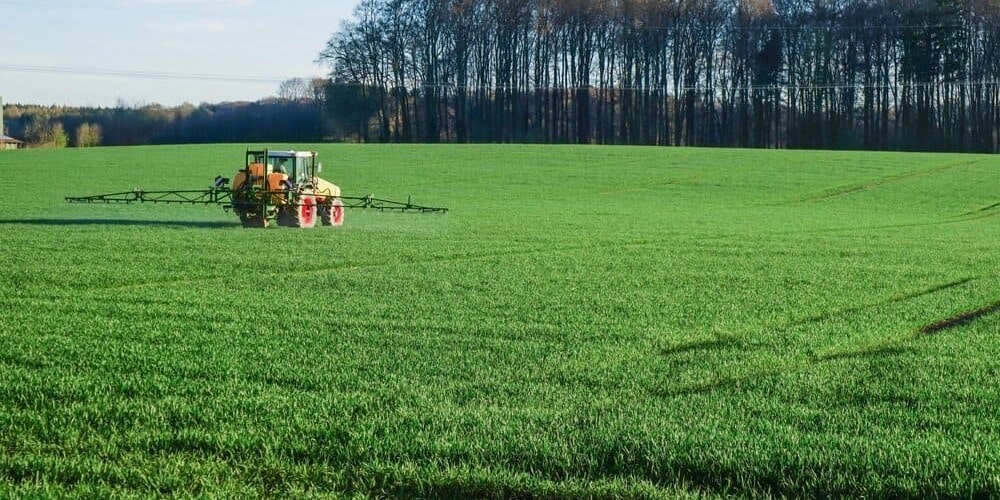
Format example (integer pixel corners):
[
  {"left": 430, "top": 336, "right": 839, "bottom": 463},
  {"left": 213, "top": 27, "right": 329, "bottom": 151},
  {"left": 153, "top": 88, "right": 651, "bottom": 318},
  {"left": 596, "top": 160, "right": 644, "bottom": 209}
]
[
  {"left": 0, "top": 0, "right": 239, "bottom": 14},
  {"left": 630, "top": 24, "right": 986, "bottom": 31},
  {"left": 329, "top": 81, "right": 1000, "bottom": 93},
  {"left": 0, "top": 64, "right": 286, "bottom": 84},
  {"left": 0, "top": 0, "right": 127, "bottom": 11}
]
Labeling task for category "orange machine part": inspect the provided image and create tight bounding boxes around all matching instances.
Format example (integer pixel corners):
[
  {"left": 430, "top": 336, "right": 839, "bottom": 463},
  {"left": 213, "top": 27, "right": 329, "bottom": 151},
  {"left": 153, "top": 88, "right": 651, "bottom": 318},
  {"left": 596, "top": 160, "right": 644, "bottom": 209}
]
[
  {"left": 233, "top": 163, "right": 268, "bottom": 190},
  {"left": 267, "top": 172, "right": 288, "bottom": 192}
]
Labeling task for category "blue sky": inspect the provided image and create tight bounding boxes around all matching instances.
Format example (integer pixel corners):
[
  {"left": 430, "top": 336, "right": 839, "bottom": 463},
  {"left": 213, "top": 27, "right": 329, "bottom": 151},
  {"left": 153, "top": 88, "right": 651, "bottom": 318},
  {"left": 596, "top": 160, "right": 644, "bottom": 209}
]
[{"left": 0, "top": 0, "right": 359, "bottom": 107}]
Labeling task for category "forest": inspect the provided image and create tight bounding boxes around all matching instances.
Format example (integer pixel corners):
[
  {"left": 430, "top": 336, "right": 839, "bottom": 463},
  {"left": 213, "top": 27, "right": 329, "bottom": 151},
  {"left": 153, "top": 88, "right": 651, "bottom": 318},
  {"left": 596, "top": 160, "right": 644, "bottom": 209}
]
[
  {"left": 5, "top": 0, "right": 1000, "bottom": 152},
  {"left": 2, "top": 97, "right": 325, "bottom": 148},
  {"left": 319, "top": 0, "right": 1000, "bottom": 152}
]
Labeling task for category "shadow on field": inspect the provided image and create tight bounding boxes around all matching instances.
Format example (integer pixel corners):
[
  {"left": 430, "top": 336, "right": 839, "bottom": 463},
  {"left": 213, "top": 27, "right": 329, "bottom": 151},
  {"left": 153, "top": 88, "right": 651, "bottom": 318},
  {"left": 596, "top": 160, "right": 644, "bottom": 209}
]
[
  {"left": 654, "top": 343, "right": 913, "bottom": 398},
  {"left": 919, "top": 300, "right": 1000, "bottom": 335},
  {"left": 786, "top": 277, "right": 977, "bottom": 328},
  {"left": 659, "top": 336, "right": 741, "bottom": 356},
  {"left": 0, "top": 218, "right": 237, "bottom": 229}
]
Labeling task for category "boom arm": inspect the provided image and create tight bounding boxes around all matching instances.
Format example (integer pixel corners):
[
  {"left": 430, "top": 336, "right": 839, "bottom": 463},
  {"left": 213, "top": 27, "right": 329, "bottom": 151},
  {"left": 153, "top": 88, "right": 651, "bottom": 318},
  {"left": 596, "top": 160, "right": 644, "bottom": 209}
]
[
  {"left": 342, "top": 194, "right": 449, "bottom": 213},
  {"left": 65, "top": 188, "right": 233, "bottom": 205},
  {"left": 66, "top": 189, "right": 449, "bottom": 213}
]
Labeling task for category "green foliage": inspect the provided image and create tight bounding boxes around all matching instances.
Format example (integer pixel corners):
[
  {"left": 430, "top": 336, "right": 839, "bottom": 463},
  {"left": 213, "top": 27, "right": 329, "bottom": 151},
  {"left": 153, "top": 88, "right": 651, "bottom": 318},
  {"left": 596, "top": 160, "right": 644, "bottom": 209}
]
[
  {"left": 0, "top": 144, "right": 998, "bottom": 497},
  {"left": 23, "top": 117, "right": 68, "bottom": 148},
  {"left": 51, "top": 122, "right": 69, "bottom": 148},
  {"left": 74, "top": 123, "right": 103, "bottom": 148}
]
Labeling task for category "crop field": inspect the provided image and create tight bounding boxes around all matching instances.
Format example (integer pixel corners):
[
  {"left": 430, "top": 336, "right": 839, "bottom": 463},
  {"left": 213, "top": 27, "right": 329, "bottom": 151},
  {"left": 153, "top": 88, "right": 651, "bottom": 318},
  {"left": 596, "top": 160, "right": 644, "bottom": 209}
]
[{"left": 0, "top": 144, "right": 998, "bottom": 497}]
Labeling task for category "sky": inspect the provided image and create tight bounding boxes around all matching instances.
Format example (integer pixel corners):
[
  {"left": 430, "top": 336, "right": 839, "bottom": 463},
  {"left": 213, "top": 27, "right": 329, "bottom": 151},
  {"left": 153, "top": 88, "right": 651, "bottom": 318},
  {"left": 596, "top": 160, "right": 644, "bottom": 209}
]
[{"left": 0, "top": 0, "right": 360, "bottom": 107}]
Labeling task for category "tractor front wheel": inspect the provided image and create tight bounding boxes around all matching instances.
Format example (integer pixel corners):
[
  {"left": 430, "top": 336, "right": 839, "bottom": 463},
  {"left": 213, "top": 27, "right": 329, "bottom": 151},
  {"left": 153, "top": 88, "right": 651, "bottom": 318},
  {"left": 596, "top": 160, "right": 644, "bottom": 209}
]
[
  {"left": 320, "top": 198, "right": 345, "bottom": 227},
  {"left": 278, "top": 193, "right": 317, "bottom": 228}
]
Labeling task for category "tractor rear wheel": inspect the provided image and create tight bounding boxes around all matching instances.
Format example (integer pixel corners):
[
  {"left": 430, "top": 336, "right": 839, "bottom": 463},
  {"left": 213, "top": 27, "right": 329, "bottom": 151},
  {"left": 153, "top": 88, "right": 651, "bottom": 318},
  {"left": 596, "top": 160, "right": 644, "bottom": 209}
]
[
  {"left": 232, "top": 193, "right": 266, "bottom": 227},
  {"left": 275, "top": 205, "right": 295, "bottom": 227},
  {"left": 320, "top": 198, "right": 345, "bottom": 227},
  {"left": 240, "top": 212, "right": 268, "bottom": 228},
  {"left": 231, "top": 196, "right": 248, "bottom": 221}
]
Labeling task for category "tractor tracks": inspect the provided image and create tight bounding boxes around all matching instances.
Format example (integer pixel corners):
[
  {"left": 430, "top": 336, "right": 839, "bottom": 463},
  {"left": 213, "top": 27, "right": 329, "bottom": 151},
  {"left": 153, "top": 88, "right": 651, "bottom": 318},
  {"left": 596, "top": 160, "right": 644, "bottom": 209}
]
[
  {"left": 961, "top": 201, "right": 1000, "bottom": 217},
  {"left": 761, "top": 206, "right": 999, "bottom": 239},
  {"left": 594, "top": 176, "right": 704, "bottom": 196},
  {"left": 94, "top": 235, "right": 731, "bottom": 292},
  {"left": 787, "top": 277, "right": 977, "bottom": 328},
  {"left": 785, "top": 158, "right": 984, "bottom": 204},
  {"left": 654, "top": 277, "right": 998, "bottom": 398},
  {"left": 654, "top": 339, "right": 915, "bottom": 398}
]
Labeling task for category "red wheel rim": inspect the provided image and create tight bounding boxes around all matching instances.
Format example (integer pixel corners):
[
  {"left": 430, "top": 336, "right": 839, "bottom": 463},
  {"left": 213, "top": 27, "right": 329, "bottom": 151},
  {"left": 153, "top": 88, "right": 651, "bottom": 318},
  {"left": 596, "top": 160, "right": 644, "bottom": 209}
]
[{"left": 300, "top": 197, "right": 315, "bottom": 225}]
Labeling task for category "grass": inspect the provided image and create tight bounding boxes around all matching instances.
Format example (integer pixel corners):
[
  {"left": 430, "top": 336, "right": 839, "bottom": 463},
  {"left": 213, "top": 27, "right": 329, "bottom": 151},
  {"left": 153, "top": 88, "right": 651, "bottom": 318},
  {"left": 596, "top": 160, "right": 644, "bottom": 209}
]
[{"left": 0, "top": 144, "right": 998, "bottom": 497}]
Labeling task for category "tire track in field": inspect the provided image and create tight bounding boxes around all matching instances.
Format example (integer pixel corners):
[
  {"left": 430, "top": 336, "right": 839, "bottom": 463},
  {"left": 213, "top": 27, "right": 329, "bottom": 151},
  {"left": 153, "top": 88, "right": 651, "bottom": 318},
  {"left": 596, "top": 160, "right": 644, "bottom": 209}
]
[
  {"left": 314, "top": 317, "right": 567, "bottom": 346},
  {"left": 593, "top": 176, "right": 704, "bottom": 196},
  {"left": 75, "top": 209, "right": 995, "bottom": 295},
  {"left": 962, "top": 200, "right": 1000, "bottom": 216},
  {"left": 953, "top": 211, "right": 1000, "bottom": 223},
  {"left": 93, "top": 234, "right": 737, "bottom": 292},
  {"left": 86, "top": 208, "right": 993, "bottom": 294},
  {"left": 654, "top": 341, "right": 913, "bottom": 398},
  {"left": 956, "top": 204, "right": 1000, "bottom": 223},
  {"left": 656, "top": 303, "right": 998, "bottom": 398},
  {"left": 654, "top": 277, "right": 986, "bottom": 398},
  {"left": 653, "top": 343, "right": 908, "bottom": 397},
  {"left": 786, "top": 277, "right": 977, "bottom": 328},
  {"left": 765, "top": 209, "right": 999, "bottom": 238},
  {"left": 784, "top": 158, "right": 983, "bottom": 204},
  {"left": 94, "top": 247, "right": 585, "bottom": 291}
]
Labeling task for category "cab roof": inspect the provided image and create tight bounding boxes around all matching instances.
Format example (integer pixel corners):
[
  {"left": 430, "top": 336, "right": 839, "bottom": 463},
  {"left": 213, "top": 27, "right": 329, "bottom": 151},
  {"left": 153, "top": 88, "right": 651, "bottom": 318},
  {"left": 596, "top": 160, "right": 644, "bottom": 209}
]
[{"left": 264, "top": 150, "right": 315, "bottom": 158}]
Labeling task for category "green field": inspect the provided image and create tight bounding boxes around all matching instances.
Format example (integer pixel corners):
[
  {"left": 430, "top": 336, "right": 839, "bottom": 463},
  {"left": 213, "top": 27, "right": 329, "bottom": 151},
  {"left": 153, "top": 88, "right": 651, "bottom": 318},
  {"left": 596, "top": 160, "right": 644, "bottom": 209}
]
[{"left": 1, "top": 144, "right": 998, "bottom": 497}]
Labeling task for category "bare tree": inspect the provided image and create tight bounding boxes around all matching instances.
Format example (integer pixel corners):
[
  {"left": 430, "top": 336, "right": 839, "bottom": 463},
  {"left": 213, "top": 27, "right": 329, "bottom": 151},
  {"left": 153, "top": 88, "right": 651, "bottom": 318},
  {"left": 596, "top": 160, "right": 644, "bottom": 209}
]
[
  {"left": 278, "top": 78, "right": 314, "bottom": 101},
  {"left": 315, "top": 0, "right": 1000, "bottom": 152}
]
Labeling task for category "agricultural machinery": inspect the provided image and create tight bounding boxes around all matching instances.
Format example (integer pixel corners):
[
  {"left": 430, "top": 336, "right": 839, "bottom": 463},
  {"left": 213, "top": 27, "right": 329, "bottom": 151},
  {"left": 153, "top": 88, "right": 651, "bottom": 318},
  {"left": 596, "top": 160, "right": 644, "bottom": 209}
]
[{"left": 66, "top": 149, "right": 447, "bottom": 228}]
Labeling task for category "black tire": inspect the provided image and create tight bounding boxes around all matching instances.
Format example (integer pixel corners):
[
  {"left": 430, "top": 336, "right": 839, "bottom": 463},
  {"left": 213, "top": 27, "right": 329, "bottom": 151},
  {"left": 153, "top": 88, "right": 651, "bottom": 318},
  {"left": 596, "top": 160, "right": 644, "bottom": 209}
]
[
  {"left": 296, "top": 194, "right": 318, "bottom": 228},
  {"left": 235, "top": 194, "right": 268, "bottom": 228},
  {"left": 277, "top": 192, "right": 317, "bottom": 228},
  {"left": 320, "top": 198, "right": 345, "bottom": 227},
  {"left": 240, "top": 213, "right": 268, "bottom": 228},
  {"left": 275, "top": 205, "right": 296, "bottom": 227}
]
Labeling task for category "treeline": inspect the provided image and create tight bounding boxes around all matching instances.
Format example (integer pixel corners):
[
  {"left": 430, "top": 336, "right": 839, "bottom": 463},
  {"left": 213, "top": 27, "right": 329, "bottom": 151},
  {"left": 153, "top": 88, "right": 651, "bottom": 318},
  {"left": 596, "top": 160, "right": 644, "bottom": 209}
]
[
  {"left": 319, "top": 0, "right": 1000, "bottom": 152},
  {"left": 3, "top": 98, "right": 325, "bottom": 148}
]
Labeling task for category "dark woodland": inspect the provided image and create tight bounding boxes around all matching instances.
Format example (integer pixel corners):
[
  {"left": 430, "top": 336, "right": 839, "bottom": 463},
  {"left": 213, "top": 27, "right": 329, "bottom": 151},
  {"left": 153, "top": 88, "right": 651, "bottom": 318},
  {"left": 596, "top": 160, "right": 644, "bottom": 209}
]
[
  {"left": 6, "top": 0, "right": 1000, "bottom": 152},
  {"left": 2, "top": 99, "right": 325, "bottom": 148},
  {"left": 320, "top": 0, "right": 1000, "bottom": 152}
]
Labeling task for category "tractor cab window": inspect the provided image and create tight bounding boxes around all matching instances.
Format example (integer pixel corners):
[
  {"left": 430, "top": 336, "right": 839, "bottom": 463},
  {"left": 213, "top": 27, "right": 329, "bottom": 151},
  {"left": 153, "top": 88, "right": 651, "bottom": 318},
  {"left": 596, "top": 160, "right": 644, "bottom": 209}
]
[
  {"left": 294, "top": 156, "right": 314, "bottom": 184},
  {"left": 247, "top": 153, "right": 266, "bottom": 167},
  {"left": 279, "top": 160, "right": 291, "bottom": 176},
  {"left": 267, "top": 156, "right": 295, "bottom": 178},
  {"left": 298, "top": 156, "right": 314, "bottom": 174}
]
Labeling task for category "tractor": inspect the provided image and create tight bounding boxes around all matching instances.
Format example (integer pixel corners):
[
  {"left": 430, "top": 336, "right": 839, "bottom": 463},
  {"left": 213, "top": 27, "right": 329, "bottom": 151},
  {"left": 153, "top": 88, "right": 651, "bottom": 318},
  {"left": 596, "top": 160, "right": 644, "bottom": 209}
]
[
  {"left": 66, "top": 148, "right": 447, "bottom": 226},
  {"left": 231, "top": 149, "right": 342, "bottom": 228}
]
